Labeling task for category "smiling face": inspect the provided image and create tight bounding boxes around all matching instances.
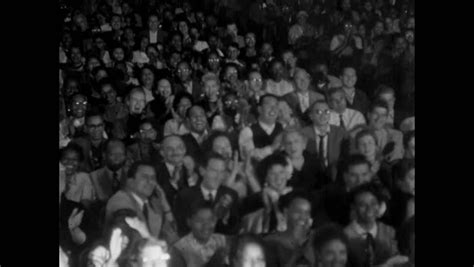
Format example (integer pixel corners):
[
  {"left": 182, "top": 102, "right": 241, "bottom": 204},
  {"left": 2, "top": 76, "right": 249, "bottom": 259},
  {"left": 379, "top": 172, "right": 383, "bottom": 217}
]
[
  {"left": 71, "top": 94, "right": 87, "bottom": 118},
  {"left": 266, "top": 164, "right": 289, "bottom": 192},
  {"left": 160, "top": 135, "right": 186, "bottom": 165},
  {"left": 258, "top": 96, "right": 279, "bottom": 124},
  {"left": 318, "top": 239, "right": 348, "bottom": 267},
  {"left": 354, "top": 191, "right": 379, "bottom": 226},
  {"left": 285, "top": 197, "right": 312, "bottom": 230},
  {"left": 157, "top": 79, "right": 172, "bottom": 98},
  {"left": 282, "top": 131, "right": 306, "bottom": 158},
  {"left": 61, "top": 149, "right": 81, "bottom": 176},
  {"left": 357, "top": 134, "right": 378, "bottom": 160},
  {"left": 127, "top": 90, "right": 146, "bottom": 114},
  {"left": 129, "top": 165, "right": 157, "bottom": 199},
  {"left": 212, "top": 136, "right": 233, "bottom": 160},
  {"left": 341, "top": 68, "right": 357, "bottom": 88},
  {"left": 248, "top": 72, "right": 263, "bottom": 92},
  {"left": 368, "top": 106, "right": 388, "bottom": 130},
  {"left": 204, "top": 79, "right": 220, "bottom": 102},
  {"left": 188, "top": 106, "right": 208, "bottom": 133},
  {"left": 188, "top": 208, "right": 217, "bottom": 244},
  {"left": 294, "top": 69, "right": 311, "bottom": 92}
]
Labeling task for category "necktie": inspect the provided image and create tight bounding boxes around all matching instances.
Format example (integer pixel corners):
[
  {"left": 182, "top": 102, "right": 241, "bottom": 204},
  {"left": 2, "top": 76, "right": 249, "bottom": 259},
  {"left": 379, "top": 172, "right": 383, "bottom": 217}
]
[
  {"left": 318, "top": 135, "right": 326, "bottom": 163},
  {"left": 112, "top": 171, "right": 121, "bottom": 192},
  {"left": 171, "top": 165, "right": 182, "bottom": 189},
  {"left": 365, "top": 232, "right": 375, "bottom": 267},
  {"left": 207, "top": 192, "right": 214, "bottom": 205},
  {"left": 339, "top": 114, "right": 345, "bottom": 130},
  {"left": 143, "top": 202, "right": 151, "bottom": 231}
]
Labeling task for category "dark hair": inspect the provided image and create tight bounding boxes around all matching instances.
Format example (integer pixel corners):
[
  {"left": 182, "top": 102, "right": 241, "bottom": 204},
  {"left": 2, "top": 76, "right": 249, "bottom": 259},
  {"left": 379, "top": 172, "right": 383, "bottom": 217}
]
[
  {"left": 327, "top": 87, "right": 345, "bottom": 99},
  {"left": 278, "top": 189, "right": 313, "bottom": 211},
  {"left": 341, "top": 153, "right": 371, "bottom": 174},
  {"left": 355, "top": 128, "right": 378, "bottom": 148},
  {"left": 258, "top": 93, "right": 279, "bottom": 106},
  {"left": 172, "top": 91, "right": 194, "bottom": 111},
  {"left": 403, "top": 130, "right": 415, "bottom": 149},
  {"left": 185, "top": 104, "right": 205, "bottom": 118},
  {"left": 201, "top": 130, "right": 234, "bottom": 156},
  {"left": 127, "top": 160, "right": 155, "bottom": 179},
  {"left": 60, "top": 143, "right": 85, "bottom": 162},
  {"left": 103, "top": 139, "right": 126, "bottom": 154},
  {"left": 313, "top": 223, "right": 349, "bottom": 253},
  {"left": 393, "top": 159, "right": 415, "bottom": 182},
  {"left": 256, "top": 153, "right": 289, "bottom": 183},
  {"left": 349, "top": 182, "right": 385, "bottom": 205},
  {"left": 188, "top": 202, "right": 215, "bottom": 219},
  {"left": 199, "top": 151, "right": 226, "bottom": 168},
  {"left": 369, "top": 99, "right": 389, "bottom": 114},
  {"left": 308, "top": 99, "right": 329, "bottom": 113},
  {"left": 229, "top": 234, "right": 267, "bottom": 267}
]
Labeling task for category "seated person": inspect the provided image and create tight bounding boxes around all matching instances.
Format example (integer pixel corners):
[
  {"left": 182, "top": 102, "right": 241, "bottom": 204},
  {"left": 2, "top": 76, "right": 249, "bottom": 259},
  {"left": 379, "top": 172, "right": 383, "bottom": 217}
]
[
  {"left": 181, "top": 105, "right": 210, "bottom": 160},
  {"left": 207, "top": 234, "right": 268, "bottom": 267},
  {"left": 127, "top": 119, "right": 162, "bottom": 164},
  {"left": 312, "top": 224, "right": 349, "bottom": 267},
  {"left": 163, "top": 91, "right": 193, "bottom": 137},
  {"left": 388, "top": 159, "right": 415, "bottom": 229},
  {"left": 374, "top": 85, "right": 411, "bottom": 130},
  {"left": 112, "top": 87, "right": 148, "bottom": 144},
  {"left": 344, "top": 183, "right": 408, "bottom": 267},
  {"left": 327, "top": 87, "right": 366, "bottom": 132},
  {"left": 174, "top": 152, "right": 240, "bottom": 236},
  {"left": 170, "top": 204, "right": 229, "bottom": 267},
  {"left": 264, "top": 191, "right": 316, "bottom": 267},
  {"left": 339, "top": 67, "right": 370, "bottom": 115},
  {"left": 239, "top": 94, "right": 284, "bottom": 161}
]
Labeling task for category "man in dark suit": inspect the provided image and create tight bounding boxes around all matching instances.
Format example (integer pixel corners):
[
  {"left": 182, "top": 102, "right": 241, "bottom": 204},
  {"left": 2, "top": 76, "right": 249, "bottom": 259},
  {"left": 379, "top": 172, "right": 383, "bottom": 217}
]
[
  {"left": 302, "top": 100, "right": 348, "bottom": 181},
  {"left": 155, "top": 135, "right": 197, "bottom": 208},
  {"left": 340, "top": 67, "right": 370, "bottom": 114},
  {"left": 126, "top": 119, "right": 162, "bottom": 164},
  {"left": 139, "top": 14, "right": 168, "bottom": 45},
  {"left": 173, "top": 152, "right": 240, "bottom": 237},
  {"left": 283, "top": 68, "right": 325, "bottom": 124},
  {"left": 174, "top": 61, "right": 204, "bottom": 102},
  {"left": 181, "top": 105, "right": 209, "bottom": 160},
  {"left": 106, "top": 161, "right": 178, "bottom": 243},
  {"left": 111, "top": 88, "right": 147, "bottom": 144}
]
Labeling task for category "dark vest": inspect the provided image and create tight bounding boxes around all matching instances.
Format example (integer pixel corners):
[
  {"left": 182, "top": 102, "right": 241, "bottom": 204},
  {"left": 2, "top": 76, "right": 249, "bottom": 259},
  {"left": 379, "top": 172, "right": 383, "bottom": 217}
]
[{"left": 250, "top": 122, "right": 283, "bottom": 148}]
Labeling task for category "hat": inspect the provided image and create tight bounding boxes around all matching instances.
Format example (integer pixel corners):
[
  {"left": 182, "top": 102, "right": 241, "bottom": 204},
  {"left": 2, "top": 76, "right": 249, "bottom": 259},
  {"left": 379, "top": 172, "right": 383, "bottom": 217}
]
[{"left": 296, "top": 11, "right": 309, "bottom": 18}]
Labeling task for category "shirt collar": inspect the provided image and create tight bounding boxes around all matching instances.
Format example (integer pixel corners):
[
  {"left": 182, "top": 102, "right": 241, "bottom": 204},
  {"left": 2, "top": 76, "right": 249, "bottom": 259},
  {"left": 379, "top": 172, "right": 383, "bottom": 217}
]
[
  {"left": 314, "top": 125, "right": 330, "bottom": 136},
  {"left": 130, "top": 191, "right": 146, "bottom": 210},
  {"left": 165, "top": 162, "right": 175, "bottom": 176},
  {"left": 351, "top": 220, "right": 378, "bottom": 238},
  {"left": 258, "top": 121, "right": 276, "bottom": 135},
  {"left": 200, "top": 184, "right": 217, "bottom": 200}
]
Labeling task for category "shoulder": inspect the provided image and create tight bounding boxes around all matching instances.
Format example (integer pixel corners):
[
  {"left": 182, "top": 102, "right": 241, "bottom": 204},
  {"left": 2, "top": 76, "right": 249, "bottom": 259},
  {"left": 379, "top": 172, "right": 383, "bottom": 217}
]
[
  {"left": 178, "top": 185, "right": 200, "bottom": 198},
  {"left": 76, "top": 172, "right": 92, "bottom": 182},
  {"left": 378, "top": 222, "right": 396, "bottom": 237},
  {"left": 90, "top": 168, "right": 105, "bottom": 180},
  {"left": 220, "top": 186, "right": 239, "bottom": 198},
  {"left": 310, "top": 90, "right": 325, "bottom": 100},
  {"left": 301, "top": 126, "right": 314, "bottom": 137},
  {"left": 330, "top": 125, "right": 346, "bottom": 136}
]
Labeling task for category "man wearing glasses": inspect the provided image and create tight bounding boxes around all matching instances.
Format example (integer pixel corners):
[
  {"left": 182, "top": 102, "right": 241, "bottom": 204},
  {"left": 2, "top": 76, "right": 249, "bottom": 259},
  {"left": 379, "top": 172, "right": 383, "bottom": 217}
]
[{"left": 174, "top": 61, "right": 204, "bottom": 102}]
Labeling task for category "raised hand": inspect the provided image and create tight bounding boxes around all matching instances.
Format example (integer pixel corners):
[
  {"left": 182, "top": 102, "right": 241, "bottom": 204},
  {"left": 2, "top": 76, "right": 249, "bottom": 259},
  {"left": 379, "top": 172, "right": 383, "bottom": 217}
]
[
  {"left": 108, "top": 228, "right": 124, "bottom": 263},
  {"left": 68, "top": 208, "right": 84, "bottom": 230}
]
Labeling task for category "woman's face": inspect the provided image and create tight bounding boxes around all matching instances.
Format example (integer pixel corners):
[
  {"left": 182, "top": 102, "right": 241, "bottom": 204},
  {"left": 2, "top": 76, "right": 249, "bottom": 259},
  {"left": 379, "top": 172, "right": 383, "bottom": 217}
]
[
  {"left": 212, "top": 136, "right": 233, "bottom": 160},
  {"left": 318, "top": 239, "right": 348, "bottom": 267},
  {"left": 236, "top": 243, "right": 266, "bottom": 267},
  {"left": 61, "top": 150, "right": 80, "bottom": 175},
  {"left": 141, "top": 68, "right": 155, "bottom": 86},
  {"left": 204, "top": 79, "right": 220, "bottom": 102},
  {"left": 266, "top": 164, "right": 289, "bottom": 192},
  {"left": 357, "top": 135, "right": 377, "bottom": 159},
  {"left": 113, "top": 48, "right": 125, "bottom": 61},
  {"left": 282, "top": 132, "right": 306, "bottom": 158},
  {"left": 177, "top": 97, "right": 192, "bottom": 118},
  {"left": 157, "top": 79, "right": 172, "bottom": 98}
]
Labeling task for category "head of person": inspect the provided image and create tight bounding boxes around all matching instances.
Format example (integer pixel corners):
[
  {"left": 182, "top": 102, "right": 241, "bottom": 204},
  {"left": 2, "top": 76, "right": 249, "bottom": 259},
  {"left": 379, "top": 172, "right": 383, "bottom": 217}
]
[
  {"left": 375, "top": 85, "right": 396, "bottom": 110},
  {"left": 100, "top": 79, "right": 118, "bottom": 104},
  {"left": 227, "top": 42, "right": 240, "bottom": 61},
  {"left": 63, "top": 78, "right": 80, "bottom": 98},
  {"left": 60, "top": 143, "right": 84, "bottom": 176},
  {"left": 260, "top": 43, "right": 273, "bottom": 59},
  {"left": 203, "top": 131, "right": 233, "bottom": 161},
  {"left": 226, "top": 22, "right": 239, "bottom": 36},
  {"left": 394, "top": 159, "right": 415, "bottom": 195},
  {"left": 313, "top": 224, "right": 349, "bottom": 267},
  {"left": 187, "top": 203, "right": 217, "bottom": 243},
  {"left": 373, "top": 20, "right": 385, "bottom": 36},
  {"left": 140, "top": 66, "right": 156, "bottom": 87},
  {"left": 112, "top": 46, "right": 126, "bottom": 62},
  {"left": 85, "top": 112, "right": 105, "bottom": 141},
  {"left": 293, "top": 67, "right": 311, "bottom": 92},
  {"left": 355, "top": 129, "right": 379, "bottom": 161},
  {"left": 404, "top": 29, "right": 415, "bottom": 44},
  {"left": 104, "top": 139, "right": 127, "bottom": 171},
  {"left": 223, "top": 63, "right": 240, "bottom": 84},
  {"left": 257, "top": 94, "right": 279, "bottom": 125},
  {"left": 127, "top": 88, "right": 146, "bottom": 115},
  {"left": 146, "top": 45, "right": 159, "bottom": 62},
  {"left": 247, "top": 71, "right": 264, "bottom": 93},
  {"left": 223, "top": 92, "right": 240, "bottom": 117},
  {"left": 178, "top": 19, "right": 189, "bottom": 36},
  {"left": 126, "top": 161, "right": 157, "bottom": 199},
  {"left": 148, "top": 14, "right": 160, "bottom": 31},
  {"left": 282, "top": 49, "right": 297, "bottom": 69},
  {"left": 245, "top": 32, "right": 257, "bottom": 48},
  {"left": 160, "top": 135, "right": 186, "bottom": 165},
  {"left": 138, "top": 120, "right": 158, "bottom": 143},
  {"left": 70, "top": 94, "right": 88, "bottom": 118},
  {"left": 139, "top": 36, "right": 150, "bottom": 51},
  {"left": 176, "top": 60, "right": 192, "bottom": 82},
  {"left": 202, "top": 73, "right": 220, "bottom": 102},
  {"left": 172, "top": 91, "right": 194, "bottom": 118},
  {"left": 207, "top": 50, "right": 222, "bottom": 71},
  {"left": 340, "top": 67, "right": 357, "bottom": 89},
  {"left": 367, "top": 100, "right": 389, "bottom": 130},
  {"left": 70, "top": 46, "right": 83, "bottom": 66},
  {"left": 403, "top": 130, "right": 415, "bottom": 159},
  {"left": 87, "top": 56, "right": 102, "bottom": 73},
  {"left": 170, "top": 32, "right": 183, "bottom": 51},
  {"left": 279, "top": 191, "right": 313, "bottom": 230},
  {"left": 327, "top": 87, "right": 347, "bottom": 114},
  {"left": 341, "top": 154, "right": 372, "bottom": 190},
  {"left": 230, "top": 234, "right": 266, "bottom": 267},
  {"left": 270, "top": 59, "right": 285, "bottom": 82},
  {"left": 132, "top": 238, "right": 170, "bottom": 267},
  {"left": 93, "top": 66, "right": 109, "bottom": 83},
  {"left": 282, "top": 128, "right": 307, "bottom": 159},
  {"left": 394, "top": 34, "right": 408, "bottom": 53},
  {"left": 168, "top": 50, "right": 182, "bottom": 70},
  {"left": 309, "top": 100, "right": 331, "bottom": 127},
  {"left": 257, "top": 153, "right": 291, "bottom": 193},
  {"left": 155, "top": 78, "right": 173, "bottom": 99},
  {"left": 199, "top": 152, "right": 227, "bottom": 191},
  {"left": 186, "top": 105, "right": 208, "bottom": 134},
  {"left": 349, "top": 183, "right": 384, "bottom": 227},
  {"left": 111, "top": 14, "right": 122, "bottom": 31},
  {"left": 296, "top": 11, "right": 309, "bottom": 25}
]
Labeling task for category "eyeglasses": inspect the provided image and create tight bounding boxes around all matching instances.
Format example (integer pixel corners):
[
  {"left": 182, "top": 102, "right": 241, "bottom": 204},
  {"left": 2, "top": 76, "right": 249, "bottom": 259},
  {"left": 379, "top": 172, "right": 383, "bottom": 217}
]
[
  {"left": 177, "top": 69, "right": 191, "bottom": 73},
  {"left": 250, "top": 78, "right": 262, "bottom": 82},
  {"left": 313, "top": 109, "right": 331, "bottom": 115},
  {"left": 73, "top": 101, "right": 88, "bottom": 106},
  {"left": 208, "top": 58, "right": 220, "bottom": 62}
]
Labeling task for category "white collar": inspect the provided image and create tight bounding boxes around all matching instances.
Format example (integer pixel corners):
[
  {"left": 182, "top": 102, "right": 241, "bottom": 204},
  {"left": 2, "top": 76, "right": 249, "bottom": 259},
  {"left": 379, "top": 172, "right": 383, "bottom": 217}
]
[
  {"left": 258, "top": 121, "right": 276, "bottom": 135},
  {"left": 314, "top": 125, "right": 330, "bottom": 136},
  {"left": 165, "top": 162, "right": 176, "bottom": 176},
  {"left": 297, "top": 91, "right": 309, "bottom": 97},
  {"left": 130, "top": 191, "right": 146, "bottom": 210},
  {"left": 200, "top": 184, "right": 217, "bottom": 200},
  {"left": 351, "top": 220, "right": 378, "bottom": 238}
]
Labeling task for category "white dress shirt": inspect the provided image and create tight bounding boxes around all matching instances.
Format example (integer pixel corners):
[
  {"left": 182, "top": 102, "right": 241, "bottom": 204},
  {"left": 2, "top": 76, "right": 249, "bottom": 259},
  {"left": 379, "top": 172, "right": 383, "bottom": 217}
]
[
  {"left": 297, "top": 92, "right": 310, "bottom": 112},
  {"left": 149, "top": 31, "right": 158, "bottom": 44},
  {"left": 329, "top": 108, "right": 366, "bottom": 131},
  {"left": 264, "top": 79, "right": 295, "bottom": 97}
]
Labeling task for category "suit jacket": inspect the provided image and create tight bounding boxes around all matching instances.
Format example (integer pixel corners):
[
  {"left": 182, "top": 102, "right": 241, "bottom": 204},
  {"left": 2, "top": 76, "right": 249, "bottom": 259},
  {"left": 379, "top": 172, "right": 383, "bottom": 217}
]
[
  {"left": 302, "top": 125, "right": 347, "bottom": 168},
  {"left": 71, "top": 137, "right": 106, "bottom": 172},
  {"left": 344, "top": 222, "right": 399, "bottom": 267},
  {"left": 347, "top": 89, "right": 370, "bottom": 115},
  {"left": 173, "top": 185, "right": 240, "bottom": 237},
  {"left": 127, "top": 141, "right": 162, "bottom": 163},
  {"left": 287, "top": 151, "right": 327, "bottom": 192},
  {"left": 155, "top": 162, "right": 191, "bottom": 208},
  {"left": 174, "top": 79, "right": 204, "bottom": 102},
  {"left": 90, "top": 167, "right": 127, "bottom": 202},
  {"left": 181, "top": 133, "right": 205, "bottom": 161},
  {"left": 283, "top": 90, "right": 325, "bottom": 123},
  {"left": 139, "top": 29, "right": 168, "bottom": 44}
]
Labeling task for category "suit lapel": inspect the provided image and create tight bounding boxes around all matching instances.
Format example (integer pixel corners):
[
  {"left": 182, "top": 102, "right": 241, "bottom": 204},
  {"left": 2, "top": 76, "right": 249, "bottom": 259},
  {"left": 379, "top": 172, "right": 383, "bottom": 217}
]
[{"left": 98, "top": 169, "right": 113, "bottom": 200}]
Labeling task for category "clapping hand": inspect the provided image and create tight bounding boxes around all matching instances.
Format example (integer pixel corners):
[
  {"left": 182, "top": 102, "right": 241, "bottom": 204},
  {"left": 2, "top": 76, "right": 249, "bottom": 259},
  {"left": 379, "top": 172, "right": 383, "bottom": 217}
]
[
  {"left": 68, "top": 208, "right": 84, "bottom": 230},
  {"left": 108, "top": 228, "right": 124, "bottom": 263}
]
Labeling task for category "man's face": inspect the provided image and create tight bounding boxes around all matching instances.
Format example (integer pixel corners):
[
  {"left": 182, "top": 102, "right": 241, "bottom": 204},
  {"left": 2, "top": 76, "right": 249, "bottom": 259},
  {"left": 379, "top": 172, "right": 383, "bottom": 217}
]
[
  {"left": 101, "top": 84, "right": 117, "bottom": 104},
  {"left": 130, "top": 165, "right": 157, "bottom": 199},
  {"left": 178, "top": 21, "right": 188, "bottom": 35},
  {"left": 141, "top": 68, "right": 155, "bottom": 86},
  {"left": 88, "top": 58, "right": 100, "bottom": 72},
  {"left": 227, "top": 46, "right": 240, "bottom": 61},
  {"left": 261, "top": 43, "right": 273, "bottom": 58},
  {"left": 204, "top": 79, "right": 220, "bottom": 102},
  {"left": 271, "top": 62, "right": 284, "bottom": 81},
  {"left": 407, "top": 137, "right": 415, "bottom": 158},
  {"left": 86, "top": 115, "right": 105, "bottom": 141},
  {"left": 357, "top": 135, "right": 377, "bottom": 160},
  {"left": 61, "top": 150, "right": 80, "bottom": 176},
  {"left": 294, "top": 70, "right": 311, "bottom": 92},
  {"left": 344, "top": 163, "right": 371, "bottom": 190},
  {"left": 226, "top": 23, "right": 238, "bottom": 36},
  {"left": 156, "top": 79, "right": 172, "bottom": 98},
  {"left": 310, "top": 102, "right": 331, "bottom": 127},
  {"left": 354, "top": 192, "right": 379, "bottom": 225},
  {"left": 188, "top": 106, "right": 208, "bottom": 133},
  {"left": 283, "top": 132, "right": 306, "bottom": 158},
  {"left": 341, "top": 68, "right": 357, "bottom": 88},
  {"left": 95, "top": 37, "right": 106, "bottom": 50},
  {"left": 127, "top": 91, "right": 146, "bottom": 114},
  {"left": 224, "top": 66, "right": 238, "bottom": 83},
  {"left": 65, "top": 80, "right": 79, "bottom": 97},
  {"left": 212, "top": 136, "right": 233, "bottom": 160},
  {"left": 111, "top": 16, "right": 122, "bottom": 30},
  {"left": 238, "top": 243, "right": 266, "bottom": 267},
  {"left": 139, "top": 122, "right": 157, "bottom": 143},
  {"left": 248, "top": 72, "right": 263, "bottom": 92},
  {"left": 169, "top": 53, "right": 182, "bottom": 69},
  {"left": 171, "top": 35, "right": 182, "bottom": 50},
  {"left": 258, "top": 96, "right": 279, "bottom": 124},
  {"left": 285, "top": 198, "right": 312, "bottom": 229},
  {"left": 71, "top": 95, "right": 87, "bottom": 118},
  {"left": 148, "top": 16, "right": 159, "bottom": 31},
  {"left": 329, "top": 91, "right": 347, "bottom": 113},
  {"left": 282, "top": 52, "right": 296, "bottom": 68},
  {"left": 379, "top": 92, "right": 395, "bottom": 110},
  {"left": 189, "top": 209, "right": 217, "bottom": 243},
  {"left": 245, "top": 33, "right": 256, "bottom": 47},
  {"left": 368, "top": 107, "right": 388, "bottom": 130},
  {"left": 139, "top": 245, "right": 169, "bottom": 267},
  {"left": 266, "top": 164, "right": 289, "bottom": 193},
  {"left": 200, "top": 158, "right": 227, "bottom": 190},
  {"left": 106, "top": 142, "right": 126, "bottom": 170},
  {"left": 208, "top": 54, "right": 220, "bottom": 70},
  {"left": 160, "top": 136, "right": 186, "bottom": 165},
  {"left": 374, "top": 22, "right": 384, "bottom": 35},
  {"left": 177, "top": 62, "right": 192, "bottom": 82},
  {"left": 319, "top": 239, "right": 348, "bottom": 267},
  {"left": 177, "top": 97, "right": 192, "bottom": 118},
  {"left": 71, "top": 48, "right": 82, "bottom": 65}
]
